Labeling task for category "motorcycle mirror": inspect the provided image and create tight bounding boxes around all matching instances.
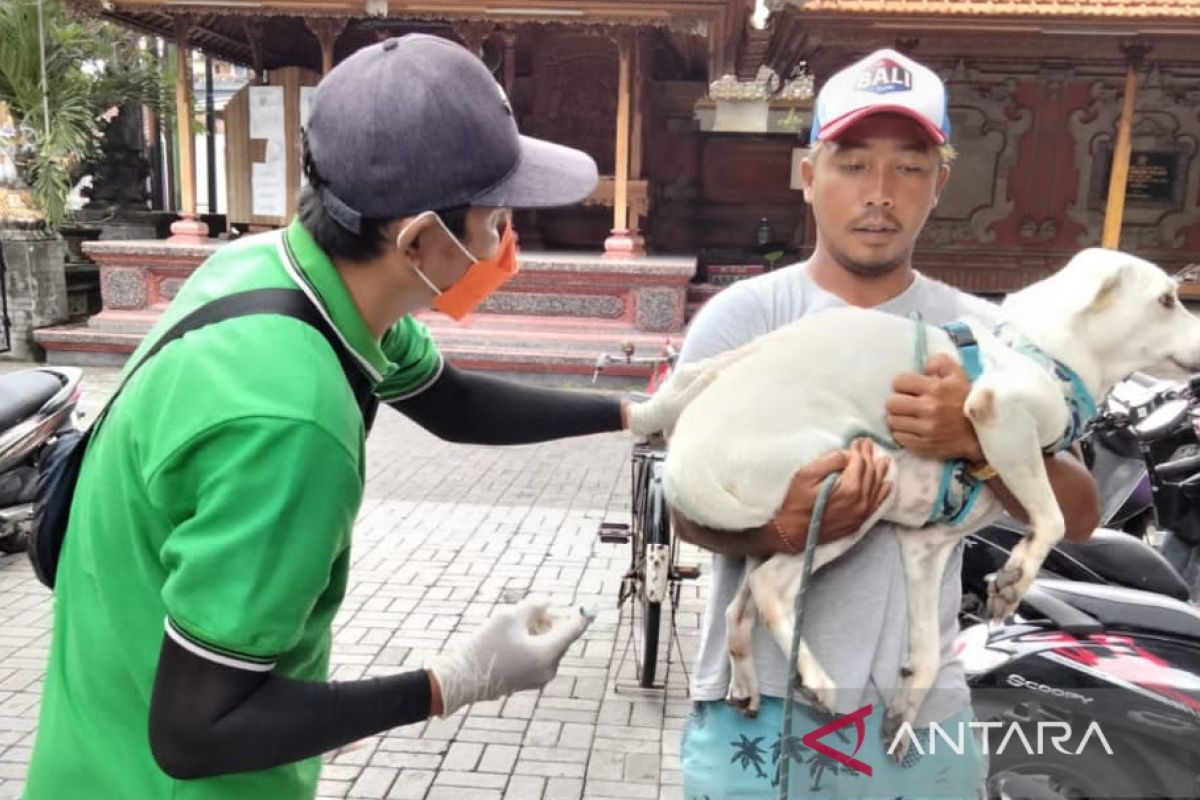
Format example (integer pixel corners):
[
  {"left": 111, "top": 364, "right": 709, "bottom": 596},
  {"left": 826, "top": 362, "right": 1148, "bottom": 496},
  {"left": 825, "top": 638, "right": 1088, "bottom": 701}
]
[{"left": 1133, "top": 398, "right": 1189, "bottom": 442}]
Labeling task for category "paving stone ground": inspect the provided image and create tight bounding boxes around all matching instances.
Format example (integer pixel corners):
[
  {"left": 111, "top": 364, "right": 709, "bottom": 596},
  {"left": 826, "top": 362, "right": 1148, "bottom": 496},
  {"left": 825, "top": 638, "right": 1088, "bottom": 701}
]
[{"left": 0, "top": 362, "right": 707, "bottom": 800}]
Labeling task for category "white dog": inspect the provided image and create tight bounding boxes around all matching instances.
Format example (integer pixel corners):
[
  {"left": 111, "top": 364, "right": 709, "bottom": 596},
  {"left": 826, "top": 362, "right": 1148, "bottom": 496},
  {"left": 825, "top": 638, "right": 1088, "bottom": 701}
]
[{"left": 626, "top": 248, "right": 1200, "bottom": 745}]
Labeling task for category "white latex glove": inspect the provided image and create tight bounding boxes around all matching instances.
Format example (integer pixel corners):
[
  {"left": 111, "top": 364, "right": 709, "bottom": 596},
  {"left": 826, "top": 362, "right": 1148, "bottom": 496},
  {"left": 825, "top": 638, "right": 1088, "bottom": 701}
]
[{"left": 427, "top": 596, "right": 593, "bottom": 717}]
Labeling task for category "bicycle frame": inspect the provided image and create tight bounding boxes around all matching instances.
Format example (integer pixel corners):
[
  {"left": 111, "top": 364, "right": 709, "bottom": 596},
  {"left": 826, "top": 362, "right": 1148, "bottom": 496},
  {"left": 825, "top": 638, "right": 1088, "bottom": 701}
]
[{"left": 596, "top": 340, "right": 696, "bottom": 690}]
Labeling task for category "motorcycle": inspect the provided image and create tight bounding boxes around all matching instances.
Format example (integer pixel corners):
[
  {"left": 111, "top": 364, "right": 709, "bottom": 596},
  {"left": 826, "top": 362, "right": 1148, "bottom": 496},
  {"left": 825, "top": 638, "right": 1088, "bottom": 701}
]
[
  {"left": 956, "top": 578, "right": 1200, "bottom": 800},
  {"left": 0, "top": 367, "right": 84, "bottom": 554},
  {"left": 1088, "top": 372, "right": 1200, "bottom": 597},
  {"left": 964, "top": 369, "right": 1200, "bottom": 608},
  {"left": 955, "top": 373, "right": 1200, "bottom": 799}
]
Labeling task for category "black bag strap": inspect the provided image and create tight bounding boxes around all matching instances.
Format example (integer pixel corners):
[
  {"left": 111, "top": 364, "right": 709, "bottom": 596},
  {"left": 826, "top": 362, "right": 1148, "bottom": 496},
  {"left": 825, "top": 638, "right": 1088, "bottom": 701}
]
[{"left": 96, "top": 287, "right": 378, "bottom": 433}]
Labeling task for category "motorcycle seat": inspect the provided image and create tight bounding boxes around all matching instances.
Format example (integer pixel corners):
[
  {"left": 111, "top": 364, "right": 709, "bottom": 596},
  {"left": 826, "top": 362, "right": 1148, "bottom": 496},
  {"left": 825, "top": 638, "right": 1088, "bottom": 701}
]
[
  {"left": 0, "top": 370, "right": 63, "bottom": 432},
  {"left": 1038, "top": 578, "right": 1200, "bottom": 640},
  {"left": 1057, "top": 528, "right": 1190, "bottom": 601}
]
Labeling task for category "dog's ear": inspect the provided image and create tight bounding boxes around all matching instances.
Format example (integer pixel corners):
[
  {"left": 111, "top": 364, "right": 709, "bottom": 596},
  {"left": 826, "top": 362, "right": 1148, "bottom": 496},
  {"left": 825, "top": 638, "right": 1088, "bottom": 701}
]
[
  {"left": 1083, "top": 268, "right": 1123, "bottom": 314},
  {"left": 1071, "top": 249, "right": 1127, "bottom": 316}
]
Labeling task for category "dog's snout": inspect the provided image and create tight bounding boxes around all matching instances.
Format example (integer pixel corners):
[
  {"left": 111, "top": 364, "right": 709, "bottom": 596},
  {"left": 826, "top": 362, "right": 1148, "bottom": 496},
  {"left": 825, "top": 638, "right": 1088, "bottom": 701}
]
[{"left": 1169, "top": 308, "right": 1200, "bottom": 370}]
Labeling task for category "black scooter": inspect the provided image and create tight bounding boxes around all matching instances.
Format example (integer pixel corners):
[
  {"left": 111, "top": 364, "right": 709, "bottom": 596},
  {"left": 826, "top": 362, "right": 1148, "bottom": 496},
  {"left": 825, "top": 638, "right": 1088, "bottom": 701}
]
[
  {"left": 0, "top": 367, "right": 83, "bottom": 554},
  {"left": 955, "top": 373, "right": 1200, "bottom": 799},
  {"left": 1084, "top": 371, "right": 1200, "bottom": 597},
  {"left": 956, "top": 577, "right": 1200, "bottom": 799}
]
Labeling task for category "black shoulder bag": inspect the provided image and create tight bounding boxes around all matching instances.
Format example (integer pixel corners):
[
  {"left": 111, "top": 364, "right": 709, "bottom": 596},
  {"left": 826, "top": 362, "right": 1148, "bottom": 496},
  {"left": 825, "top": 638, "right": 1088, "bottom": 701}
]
[{"left": 29, "top": 288, "right": 379, "bottom": 589}]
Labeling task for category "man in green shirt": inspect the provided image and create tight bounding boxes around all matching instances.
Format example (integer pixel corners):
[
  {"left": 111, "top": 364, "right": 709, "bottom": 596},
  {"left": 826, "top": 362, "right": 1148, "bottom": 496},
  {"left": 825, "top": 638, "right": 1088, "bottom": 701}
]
[{"left": 26, "top": 33, "right": 648, "bottom": 799}]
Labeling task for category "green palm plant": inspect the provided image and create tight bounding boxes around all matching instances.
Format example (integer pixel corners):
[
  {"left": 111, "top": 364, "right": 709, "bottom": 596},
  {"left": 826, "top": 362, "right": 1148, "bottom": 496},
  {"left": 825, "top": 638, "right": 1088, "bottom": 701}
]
[{"left": 0, "top": 0, "right": 170, "bottom": 228}]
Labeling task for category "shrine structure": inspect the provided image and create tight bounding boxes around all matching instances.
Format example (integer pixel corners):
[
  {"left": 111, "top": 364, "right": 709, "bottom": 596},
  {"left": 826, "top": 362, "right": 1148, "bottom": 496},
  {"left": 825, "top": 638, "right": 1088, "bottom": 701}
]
[
  {"left": 36, "top": 1, "right": 1200, "bottom": 372},
  {"left": 40, "top": 0, "right": 805, "bottom": 374}
]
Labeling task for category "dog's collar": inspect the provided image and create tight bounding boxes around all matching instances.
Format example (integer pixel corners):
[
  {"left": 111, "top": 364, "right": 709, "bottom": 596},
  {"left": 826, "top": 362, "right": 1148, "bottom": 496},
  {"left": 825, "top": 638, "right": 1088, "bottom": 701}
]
[
  {"left": 942, "top": 322, "right": 983, "bottom": 382},
  {"left": 925, "top": 322, "right": 987, "bottom": 526},
  {"left": 991, "top": 323, "right": 1098, "bottom": 452}
]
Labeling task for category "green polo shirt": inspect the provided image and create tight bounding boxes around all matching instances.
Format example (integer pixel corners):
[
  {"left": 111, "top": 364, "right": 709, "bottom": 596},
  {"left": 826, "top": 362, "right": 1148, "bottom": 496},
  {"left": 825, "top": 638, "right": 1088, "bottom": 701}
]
[{"left": 25, "top": 221, "right": 441, "bottom": 800}]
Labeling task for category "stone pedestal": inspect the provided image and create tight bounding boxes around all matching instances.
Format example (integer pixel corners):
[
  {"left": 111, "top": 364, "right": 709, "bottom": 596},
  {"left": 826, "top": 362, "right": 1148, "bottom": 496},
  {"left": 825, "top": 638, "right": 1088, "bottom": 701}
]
[
  {"left": 603, "top": 228, "right": 647, "bottom": 259},
  {"left": 168, "top": 215, "right": 210, "bottom": 245},
  {"left": 0, "top": 225, "right": 68, "bottom": 360},
  {"left": 58, "top": 223, "right": 103, "bottom": 320}
]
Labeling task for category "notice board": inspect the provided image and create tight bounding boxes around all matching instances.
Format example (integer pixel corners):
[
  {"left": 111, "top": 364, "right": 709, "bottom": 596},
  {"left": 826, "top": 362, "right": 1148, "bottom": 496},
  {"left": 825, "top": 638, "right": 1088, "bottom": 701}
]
[{"left": 225, "top": 67, "right": 321, "bottom": 228}]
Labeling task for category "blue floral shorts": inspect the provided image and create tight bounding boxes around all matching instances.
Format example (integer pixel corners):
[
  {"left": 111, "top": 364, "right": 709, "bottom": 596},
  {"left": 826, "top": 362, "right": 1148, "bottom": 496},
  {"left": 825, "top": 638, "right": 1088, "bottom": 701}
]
[{"left": 682, "top": 698, "right": 988, "bottom": 800}]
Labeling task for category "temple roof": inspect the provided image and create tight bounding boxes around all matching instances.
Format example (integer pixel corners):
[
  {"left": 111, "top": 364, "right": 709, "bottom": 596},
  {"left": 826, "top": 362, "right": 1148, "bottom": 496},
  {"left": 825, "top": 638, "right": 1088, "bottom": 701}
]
[
  {"left": 69, "top": 0, "right": 748, "bottom": 75},
  {"left": 768, "top": 0, "right": 1200, "bottom": 18}
]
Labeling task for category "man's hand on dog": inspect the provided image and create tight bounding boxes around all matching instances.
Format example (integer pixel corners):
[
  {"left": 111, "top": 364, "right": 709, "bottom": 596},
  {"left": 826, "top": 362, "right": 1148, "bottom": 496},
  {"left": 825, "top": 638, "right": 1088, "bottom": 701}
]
[
  {"left": 886, "top": 354, "right": 985, "bottom": 463},
  {"left": 771, "top": 438, "right": 894, "bottom": 548},
  {"left": 669, "top": 439, "right": 891, "bottom": 557}
]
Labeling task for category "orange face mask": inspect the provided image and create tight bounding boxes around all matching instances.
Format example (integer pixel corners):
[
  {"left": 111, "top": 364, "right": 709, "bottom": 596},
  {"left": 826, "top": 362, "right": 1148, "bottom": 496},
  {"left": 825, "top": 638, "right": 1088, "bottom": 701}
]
[{"left": 407, "top": 213, "right": 519, "bottom": 321}]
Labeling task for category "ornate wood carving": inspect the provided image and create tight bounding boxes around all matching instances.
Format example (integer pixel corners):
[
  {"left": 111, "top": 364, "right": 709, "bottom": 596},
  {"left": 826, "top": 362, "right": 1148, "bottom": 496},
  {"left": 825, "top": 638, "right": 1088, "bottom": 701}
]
[
  {"left": 453, "top": 20, "right": 495, "bottom": 57},
  {"left": 242, "top": 18, "right": 266, "bottom": 81},
  {"left": 1067, "top": 65, "right": 1200, "bottom": 249},
  {"left": 700, "top": 138, "right": 797, "bottom": 206},
  {"left": 171, "top": 14, "right": 192, "bottom": 45},
  {"left": 305, "top": 17, "right": 347, "bottom": 74},
  {"left": 529, "top": 33, "right": 618, "bottom": 173},
  {"left": 919, "top": 61, "right": 1032, "bottom": 247},
  {"left": 582, "top": 177, "right": 649, "bottom": 220}
]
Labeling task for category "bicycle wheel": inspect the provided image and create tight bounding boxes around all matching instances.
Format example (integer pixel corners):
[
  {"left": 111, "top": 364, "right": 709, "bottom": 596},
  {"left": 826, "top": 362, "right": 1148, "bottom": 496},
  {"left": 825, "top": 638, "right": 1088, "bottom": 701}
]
[{"left": 638, "top": 457, "right": 671, "bottom": 688}]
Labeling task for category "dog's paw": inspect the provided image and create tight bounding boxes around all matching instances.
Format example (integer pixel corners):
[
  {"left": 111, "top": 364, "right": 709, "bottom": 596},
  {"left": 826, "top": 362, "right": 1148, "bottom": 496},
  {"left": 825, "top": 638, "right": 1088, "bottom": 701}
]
[
  {"left": 726, "top": 691, "right": 760, "bottom": 719},
  {"left": 796, "top": 685, "right": 832, "bottom": 716},
  {"left": 796, "top": 653, "right": 837, "bottom": 714},
  {"left": 988, "top": 557, "right": 1034, "bottom": 621},
  {"left": 727, "top": 666, "right": 760, "bottom": 718},
  {"left": 882, "top": 709, "right": 910, "bottom": 762}
]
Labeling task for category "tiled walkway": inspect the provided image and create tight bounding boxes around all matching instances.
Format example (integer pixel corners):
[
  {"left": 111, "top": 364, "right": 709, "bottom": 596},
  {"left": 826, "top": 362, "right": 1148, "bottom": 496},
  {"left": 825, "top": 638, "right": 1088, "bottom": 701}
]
[{"left": 0, "top": 363, "right": 708, "bottom": 799}]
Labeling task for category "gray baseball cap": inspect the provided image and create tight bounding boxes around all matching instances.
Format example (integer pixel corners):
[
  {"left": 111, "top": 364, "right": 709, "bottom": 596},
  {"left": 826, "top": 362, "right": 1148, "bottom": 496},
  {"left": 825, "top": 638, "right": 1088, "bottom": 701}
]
[{"left": 303, "top": 33, "right": 599, "bottom": 234}]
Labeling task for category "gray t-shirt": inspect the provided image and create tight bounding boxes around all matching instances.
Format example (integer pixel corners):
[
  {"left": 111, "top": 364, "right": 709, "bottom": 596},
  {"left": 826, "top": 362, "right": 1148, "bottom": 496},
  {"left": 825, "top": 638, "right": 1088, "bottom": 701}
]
[{"left": 680, "top": 262, "right": 1003, "bottom": 725}]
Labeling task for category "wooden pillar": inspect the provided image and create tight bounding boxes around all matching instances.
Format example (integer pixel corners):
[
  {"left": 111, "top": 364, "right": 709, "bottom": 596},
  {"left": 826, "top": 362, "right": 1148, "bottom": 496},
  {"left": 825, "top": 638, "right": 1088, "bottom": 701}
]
[
  {"left": 1102, "top": 44, "right": 1148, "bottom": 249},
  {"left": 628, "top": 31, "right": 649, "bottom": 241},
  {"left": 604, "top": 29, "right": 644, "bottom": 259},
  {"left": 306, "top": 17, "right": 346, "bottom": 75},
  {"left": 501, "top": 28, "right": 517, "bottom": 96},
  {"left": 630, "top": 31, "right": 645, "bottom": 182},
  {"left": 168, "top": 15, "right": 208, "bottom": 242}
]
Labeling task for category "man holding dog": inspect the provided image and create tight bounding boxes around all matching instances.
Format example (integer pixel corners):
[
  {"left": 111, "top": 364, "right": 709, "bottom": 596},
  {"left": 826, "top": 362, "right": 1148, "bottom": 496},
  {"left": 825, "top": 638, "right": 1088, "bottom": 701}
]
[
  {"left": 25, "top": 34, "right": 678, "bottom": 800},
  {"left": 673, "top": 49, "right": 1100, "bottom": 798}
]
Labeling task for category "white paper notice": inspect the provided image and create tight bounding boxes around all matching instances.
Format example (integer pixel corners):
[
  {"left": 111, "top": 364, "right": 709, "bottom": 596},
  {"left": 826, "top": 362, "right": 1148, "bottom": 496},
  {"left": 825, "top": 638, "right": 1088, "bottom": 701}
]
[
  {"left": 252, "top": 162, "right": 286, "bottom": 217},
  {"left": 249, "top": 86, "right": 284, "bottom": 140},
  {"left": 249, "top": 85, "right": 286, "bottom": 217}
]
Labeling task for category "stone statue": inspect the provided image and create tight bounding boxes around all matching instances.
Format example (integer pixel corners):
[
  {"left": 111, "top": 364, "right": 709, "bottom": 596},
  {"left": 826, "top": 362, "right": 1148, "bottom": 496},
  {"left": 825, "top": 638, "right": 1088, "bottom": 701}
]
[
  {"left": 0, "top": 102, "right": 44, "bottom": 225},
  {"left": 82, "top": 102, "right": 151, "bottom": 215}
]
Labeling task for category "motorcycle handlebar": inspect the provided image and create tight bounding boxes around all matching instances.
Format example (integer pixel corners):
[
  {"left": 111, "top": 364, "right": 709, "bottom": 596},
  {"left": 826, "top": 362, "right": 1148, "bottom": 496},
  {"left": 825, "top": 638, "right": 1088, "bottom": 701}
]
[{"left": 1155, "top": 452, "right": 1200, "bottom": 480}]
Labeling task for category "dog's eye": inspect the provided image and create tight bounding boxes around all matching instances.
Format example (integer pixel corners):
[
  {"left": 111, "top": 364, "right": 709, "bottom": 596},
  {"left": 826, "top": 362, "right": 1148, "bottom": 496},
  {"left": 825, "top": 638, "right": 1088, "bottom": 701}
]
[{"left": 1160, "top": 293, "right": 1177, "bottom": 309}]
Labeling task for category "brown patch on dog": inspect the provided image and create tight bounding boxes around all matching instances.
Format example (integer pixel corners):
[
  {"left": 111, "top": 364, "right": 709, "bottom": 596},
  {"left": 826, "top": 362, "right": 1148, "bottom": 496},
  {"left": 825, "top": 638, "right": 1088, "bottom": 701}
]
[
  {"left": 758, "top": 605, "right": 778, "bottom": 630},
  {"left": 966, "top": 388, "right": 995, "bottom": 426}
]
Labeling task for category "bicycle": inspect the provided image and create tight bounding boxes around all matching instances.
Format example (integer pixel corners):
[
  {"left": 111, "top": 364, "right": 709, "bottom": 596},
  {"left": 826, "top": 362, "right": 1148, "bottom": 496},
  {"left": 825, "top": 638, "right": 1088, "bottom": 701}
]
[{"left": 593, "top": 341, "right": 700, "bottom": 689}]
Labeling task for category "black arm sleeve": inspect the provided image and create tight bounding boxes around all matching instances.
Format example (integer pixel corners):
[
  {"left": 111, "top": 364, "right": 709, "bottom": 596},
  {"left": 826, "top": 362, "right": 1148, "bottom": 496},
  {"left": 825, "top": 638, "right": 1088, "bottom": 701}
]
[
  {"left": 149, "top": 635, "right": 432, "bottom": 780},
  {"left": 389, "top": 362, "right": 623, "bottom": 444}
]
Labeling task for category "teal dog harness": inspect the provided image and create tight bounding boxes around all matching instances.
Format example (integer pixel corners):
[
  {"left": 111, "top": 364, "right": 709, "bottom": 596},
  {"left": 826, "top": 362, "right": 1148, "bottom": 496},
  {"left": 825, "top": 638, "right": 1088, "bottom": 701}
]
[{"left": 928, "top": 320, "right": 1097, "bottom": 526}]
